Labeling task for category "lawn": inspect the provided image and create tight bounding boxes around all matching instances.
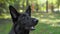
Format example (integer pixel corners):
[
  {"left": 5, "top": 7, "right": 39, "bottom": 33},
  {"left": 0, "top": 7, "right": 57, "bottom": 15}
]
[{"left": 0, "top": 13, "right": 60, "bottom": 34}]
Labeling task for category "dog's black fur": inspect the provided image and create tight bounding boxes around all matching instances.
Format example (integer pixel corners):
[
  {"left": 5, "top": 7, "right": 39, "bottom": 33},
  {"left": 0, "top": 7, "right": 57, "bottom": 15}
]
[{"left": 9, "top": 5, "right": 38, "bottom": 34}]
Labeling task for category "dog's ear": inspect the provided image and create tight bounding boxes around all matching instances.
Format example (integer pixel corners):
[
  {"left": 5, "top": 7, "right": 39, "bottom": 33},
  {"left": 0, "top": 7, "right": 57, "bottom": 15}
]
[
  {"left": 25, "top": 5, "right": 31, "bottom": 16},
  {"left": 9, "top": 6, "right": 19, "bottom": 19}
]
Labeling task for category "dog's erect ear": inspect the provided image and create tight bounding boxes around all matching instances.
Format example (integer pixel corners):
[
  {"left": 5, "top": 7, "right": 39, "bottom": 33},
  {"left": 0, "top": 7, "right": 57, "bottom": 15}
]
[
  {"left": 25, "top": 5, "right": 31, "bottom": 16},
  {"left": 9, "top": 6, "right": 19, "bottom": 19}
]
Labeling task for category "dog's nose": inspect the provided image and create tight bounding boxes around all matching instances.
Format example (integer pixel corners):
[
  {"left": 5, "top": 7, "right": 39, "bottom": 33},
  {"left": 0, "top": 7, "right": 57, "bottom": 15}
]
[
  {"left": 34, "top": 19, "right": 38, "bottom": 23},
  {"left": 33, "top": 19, "right": 38, "bottom": 25}
]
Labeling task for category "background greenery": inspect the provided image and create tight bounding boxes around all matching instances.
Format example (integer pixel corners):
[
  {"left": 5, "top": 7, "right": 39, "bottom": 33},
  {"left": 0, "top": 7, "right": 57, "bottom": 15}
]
[{"left": 0, "top": 0, "right": 60, "bottom": 34}]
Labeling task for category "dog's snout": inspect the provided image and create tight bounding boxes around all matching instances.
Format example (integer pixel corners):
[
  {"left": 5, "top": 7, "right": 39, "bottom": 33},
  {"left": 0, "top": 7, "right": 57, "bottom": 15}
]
[
  {"left": 32, "top": 18, "right": 38, "bottom": 26},
  {"left": 34, "top": 19, "right": 38, "bottom": 23}
]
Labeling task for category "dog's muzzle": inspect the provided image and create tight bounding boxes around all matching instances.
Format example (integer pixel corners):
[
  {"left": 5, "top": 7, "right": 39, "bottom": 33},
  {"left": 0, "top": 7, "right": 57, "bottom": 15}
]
[
  {"left": 25, "top": 19, "right": 38, "bottom": 30},
  {"left": 32, "top": 18, "right": 38, "bottom": 26},
  {"left": 25, "top": 26, "right": 35, "bottom": 30}
]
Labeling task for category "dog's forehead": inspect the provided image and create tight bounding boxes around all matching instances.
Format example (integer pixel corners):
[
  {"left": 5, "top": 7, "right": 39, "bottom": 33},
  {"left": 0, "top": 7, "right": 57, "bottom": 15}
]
[
  {"left": 17, "top": 13, "right": 32, "bottom": 22},
  {"left": 19, "top": 13, "right": 29, "bottom": 17}
]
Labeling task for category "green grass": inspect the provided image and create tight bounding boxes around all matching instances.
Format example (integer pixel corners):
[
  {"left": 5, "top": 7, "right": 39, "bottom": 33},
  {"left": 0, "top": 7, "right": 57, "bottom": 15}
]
[
  {"left": 0, "top": 13, "right": 60, "bottom": 34},
  {"left": 0, "top": 19, "right": 12, "bottom": 34}
]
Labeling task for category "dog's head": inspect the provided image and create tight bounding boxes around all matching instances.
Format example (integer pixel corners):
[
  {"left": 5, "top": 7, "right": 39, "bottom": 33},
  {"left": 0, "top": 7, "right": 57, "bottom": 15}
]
[{"left": 9, "top": 5, "right": 38, "bottom": 30}]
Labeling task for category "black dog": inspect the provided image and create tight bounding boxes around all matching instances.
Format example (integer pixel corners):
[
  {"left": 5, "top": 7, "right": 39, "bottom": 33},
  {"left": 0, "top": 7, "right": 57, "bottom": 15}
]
[{"left": 9, "top": 5, "right": 38, "bottom": 34}]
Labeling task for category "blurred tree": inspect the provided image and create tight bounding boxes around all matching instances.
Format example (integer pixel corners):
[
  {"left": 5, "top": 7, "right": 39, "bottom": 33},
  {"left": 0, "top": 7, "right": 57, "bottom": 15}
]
[
  {"left": 51, "top": 3, "right": 54, "bottom": 12},
  {"left": 35, "top": 0, "right": 39, "bottom": 12},
  {"left": 14, "top": 0, "right": 20, "bottom": 11},
  {"left": 0, "top": 0, "right": 9, "bottom": 15},
  {"left": 0, "top": 0, "right": 60, "bottom": 15},
  {"left": 26, "top": 0, "right": 29, "bottom": 6},
  {"left": 46, "top": 0, "right": 48, "bottom": 13},
  {"left": 56, "top": 0, "right": 60, "bottom": 12}
]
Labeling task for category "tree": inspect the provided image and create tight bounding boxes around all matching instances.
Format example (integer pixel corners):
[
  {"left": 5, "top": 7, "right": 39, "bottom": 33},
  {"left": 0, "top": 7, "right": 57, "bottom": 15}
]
[{"left": 46, "top": 0, "right": 48, "bottom": 13}]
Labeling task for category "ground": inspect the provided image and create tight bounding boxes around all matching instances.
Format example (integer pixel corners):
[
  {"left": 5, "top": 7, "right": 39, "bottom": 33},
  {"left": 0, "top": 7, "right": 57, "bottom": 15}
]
[{"left": 0, "top": 12, "right": 60, "bottom": 34}]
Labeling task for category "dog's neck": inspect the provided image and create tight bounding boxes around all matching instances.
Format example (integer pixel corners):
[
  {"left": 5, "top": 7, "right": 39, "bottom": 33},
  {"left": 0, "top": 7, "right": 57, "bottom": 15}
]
[
  {"left": 15, "top": 29, "right": 29, "bottom": 34},
  {"left": 14, "top": 24, "right": 30, "bottom": 34},
  {"left": 20, "top": 30, "right": 29, "bottom": 34}
]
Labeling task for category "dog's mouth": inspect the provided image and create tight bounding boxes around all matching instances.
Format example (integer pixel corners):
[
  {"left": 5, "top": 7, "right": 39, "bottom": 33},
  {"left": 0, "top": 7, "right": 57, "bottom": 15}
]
[{"left": 25, "top": 26, "right": 35, "bottom": 30}]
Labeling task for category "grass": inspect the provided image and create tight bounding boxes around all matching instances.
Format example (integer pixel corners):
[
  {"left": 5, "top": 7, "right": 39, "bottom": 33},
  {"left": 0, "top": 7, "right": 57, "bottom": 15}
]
[
  {"left": 0, "top": 13, "right": 60, "bottom": 34},
  {"left": 0, "top": 19, "right": 12, "bottom": 34}
]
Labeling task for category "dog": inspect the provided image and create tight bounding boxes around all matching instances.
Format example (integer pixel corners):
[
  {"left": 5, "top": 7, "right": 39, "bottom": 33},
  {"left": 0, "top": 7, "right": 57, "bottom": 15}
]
[{"left": 9, "top": 5, "right": 38, "bottom": 34}]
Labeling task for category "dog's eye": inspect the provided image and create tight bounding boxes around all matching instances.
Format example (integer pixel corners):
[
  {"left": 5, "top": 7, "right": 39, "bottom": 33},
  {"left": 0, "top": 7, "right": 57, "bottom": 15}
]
[{"left": 23, "top": 14, "right": 26, "bottom": 16}]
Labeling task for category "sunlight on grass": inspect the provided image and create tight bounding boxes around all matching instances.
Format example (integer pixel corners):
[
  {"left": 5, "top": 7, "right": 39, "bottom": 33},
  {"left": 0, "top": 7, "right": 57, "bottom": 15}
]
[
  {"left": 50, "top": 24, "right": 60, "bottom": 27},
  {"left": 40, "top": 19, "right": 48, "bottom": 22},
  {"left": 40, "top": 15, "right": 44, "bottom": 17},
  {"left": 49, "top": 15, "right": 55, "bottom": 18}
]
